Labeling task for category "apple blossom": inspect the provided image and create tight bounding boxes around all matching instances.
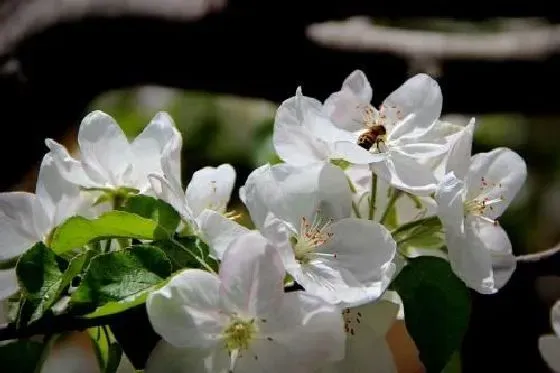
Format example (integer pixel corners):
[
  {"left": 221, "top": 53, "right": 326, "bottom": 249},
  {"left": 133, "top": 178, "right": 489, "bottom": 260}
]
[
  {"left": 149, "top": 135, "right": 249, "bottom": 259},
  {"left": 323, "top": 70, "right": 448, "bottom": 195},
  {"left": 145, "top": 231, "right": 345, "bottom": 373},
  {"left": 241, "top": 162, "right": 396, "bottom": 306},
  {"left": 539, "top": 300, "right": 560, "bottom": 373},
  {"left": 0, "top": 152, "right": 87, "bottom": 299},
  {"left": 435, "top": 148, "right": 527, "bottom": 294},
  {"left": 45, "top": 110, "right": 181, "bottom": 197}
]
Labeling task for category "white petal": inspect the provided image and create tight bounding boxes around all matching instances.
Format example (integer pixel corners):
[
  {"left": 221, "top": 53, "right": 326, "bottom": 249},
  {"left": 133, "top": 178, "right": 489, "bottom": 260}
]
[
  {"left": 40, "top": 334, "right": 99, "bottom": 373},
  {"left": 44, "top": 139, "right": 93, "bottom": 187},
  {"left": 320, "top": 218, "right": 396, "bottom": 288},
  {"left": 161, "top": 132, "right": 184, "bottom": 194},
  {"left": 446, "top": 219, "right": 515, "bottom": 294},
  {"left": 145, "top": 342, "right": 229, "bottom": 373},
  {"left": 395, "top": 143, "right": 448, "bottom": 161},
  {"left": 186, "top": 164, "right": 236, "bottom": 217},
  {"left": 0, "top": 192, "right": 42, "bottom": 257},
  {"left": 373, "top": 151, "right": 438, "bottom": 196},
  {"left": 332, "top": 141, "right": 387, "bottom": 165},
  {"left": 149, "top": 174, "right": 194, "bottom": 225},
  {"left": 250, "top": 291, "right": 345, "bottom": 371},
  {"left": 324, "top": 70, "right": 373, "bottom": 132},
  {"left": 243, "top": 163, "right": 349, "bottom": 231},
  {"left": 146, "top": 269, "right": 226, "bottom": 348},
  {"left": 131, "top": 112, "right": 181, "bottom": 191},
  {"left": 383, "top": 73, "right": 442, "bottom": 132},
  {"left": 466, "top": 148, "right": 527, "bottom": 219},
  {"left": 0, "top": 269, "right": 18, "bottom": 300},
  {"left": 435, "top": 172, "right": 466, "bottom": 237},
  {"left": 197, "top": 209, "right": 249, "bottom": 260},
  {"left": 219, "top": 231, "right": 285, "bottom": 317},
  {"left": 273, "top": 88, "right": 331, "bottom": 165},
  {"left": 539, "top": 335, "right": 560, "bottom": 373},
  {"left": 77, "top": 111, "right": 133, "bottom": 187},
  {"left": 444, "top": 118, "right": 475, "bottom": 180},
  {"left": 261, "top": 213, "right": 300, "bottom": 272},
  {"left": 552, "top": 300, "right": 560, "bottom": 337},
  {"left": 35, "top": 153, "right": 83, "bottom": 230}
]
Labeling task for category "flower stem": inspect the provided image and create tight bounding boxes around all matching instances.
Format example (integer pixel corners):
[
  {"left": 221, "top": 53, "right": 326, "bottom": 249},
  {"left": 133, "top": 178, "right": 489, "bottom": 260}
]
[
  {"left": 368, "top": 172, "right": 377, "bottom": 220},
  {"left": 170, "top": 237, "right": 216, "bottom": 274},
  {"left": 380, "top": 188, "right": 401, "bottom": 226}
]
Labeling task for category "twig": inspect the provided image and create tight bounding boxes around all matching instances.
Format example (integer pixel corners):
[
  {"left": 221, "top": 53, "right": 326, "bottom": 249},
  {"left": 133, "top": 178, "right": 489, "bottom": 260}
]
[
  {"left": 307, "top": 17, "right": 560, "bottom": 61},
  {"left": 516, "top": 244, "right": 560, "bottom": 262}
]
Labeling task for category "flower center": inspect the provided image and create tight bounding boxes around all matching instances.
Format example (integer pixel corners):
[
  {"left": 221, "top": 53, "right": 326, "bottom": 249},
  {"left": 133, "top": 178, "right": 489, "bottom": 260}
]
[
  {"left": 463, "top": 176, "right": 505, "bottom": 226},
  {"left": 223, "top": 317, "right": 257, "bottom": 352},
  {"left": 342, "top": 308, "right": 363, "bottom": 336},
  {"left": 291, "top": 211, "right": 334, "bottom": 265}
]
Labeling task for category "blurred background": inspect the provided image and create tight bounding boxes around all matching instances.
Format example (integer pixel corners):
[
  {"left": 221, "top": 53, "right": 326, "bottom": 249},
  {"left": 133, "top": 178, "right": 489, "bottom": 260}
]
[{"left": 1, "top": 2, "right": 560, "bottom": 372}]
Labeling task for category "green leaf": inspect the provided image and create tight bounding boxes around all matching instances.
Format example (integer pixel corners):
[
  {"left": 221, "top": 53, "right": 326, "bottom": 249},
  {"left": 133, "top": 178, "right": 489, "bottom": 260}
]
[
  {"left": 442, "top": 351, "right": 462, "bottom": 373},
  {"left": 50, "top": 210, "right": 171, "bottom": 254},
  {"left": 15, "top": 242, "right": 64, "bottom": 323},
  {"left": 119, "top": 195, "right": 181, "bottom": 235},
  {"left": 0, "top": 340, "right": 44, "bottom": 373},
  {"left": 152, "top": 236, "right": 217, "bottom": 272},
  {"left": 71, "top": 245, "right": 172, "bottom": 313},
  {"left": 392, "top": 257, "right": 471, "bottom": 373},
  {"left": 88, "top": 326, "right": 122, "bottom": 373},
  {"left": 392, "top": 216, "right": 444, "bottom": 255}
]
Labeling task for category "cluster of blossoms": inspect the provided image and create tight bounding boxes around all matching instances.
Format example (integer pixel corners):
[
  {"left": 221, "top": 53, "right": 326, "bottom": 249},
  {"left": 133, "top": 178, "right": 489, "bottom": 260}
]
[{"left": 0, "top": 70, "right": 536, "bottom": 373}]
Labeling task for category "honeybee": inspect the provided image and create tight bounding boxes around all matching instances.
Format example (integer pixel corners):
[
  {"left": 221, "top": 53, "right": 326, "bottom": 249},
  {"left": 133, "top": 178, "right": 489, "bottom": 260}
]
[
  {"left": 356, "top": 105, "right": 387, "bottom": 150},
  {"left": 357, "top": 125, "right": 386, "bottom": 150}
]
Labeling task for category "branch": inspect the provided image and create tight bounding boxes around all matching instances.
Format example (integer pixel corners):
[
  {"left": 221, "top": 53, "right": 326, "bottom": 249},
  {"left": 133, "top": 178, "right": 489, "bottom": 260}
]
[
  {"left": 307, "top": 17, "right": 560, "bottom": 61},
  {"left": 516, "top": 243, "right": 560, "bottom": 262}
]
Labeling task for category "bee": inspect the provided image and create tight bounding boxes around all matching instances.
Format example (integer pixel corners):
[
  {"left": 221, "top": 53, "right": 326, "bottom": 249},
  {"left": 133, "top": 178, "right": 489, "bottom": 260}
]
[{"left": 357, "top": 125, "right": 386, "bottom": 150}]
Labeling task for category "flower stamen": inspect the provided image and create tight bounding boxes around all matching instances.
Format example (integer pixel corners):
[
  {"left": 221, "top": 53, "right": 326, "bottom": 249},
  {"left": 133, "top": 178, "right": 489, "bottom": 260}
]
[{"left": 292, "top": 210, "right": 334, "bottom": 264}]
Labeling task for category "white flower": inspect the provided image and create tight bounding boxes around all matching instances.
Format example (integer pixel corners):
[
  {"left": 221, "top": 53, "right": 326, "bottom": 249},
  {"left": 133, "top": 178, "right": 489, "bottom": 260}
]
[
  {"left": 149, "top": 136, "right": 249, "bottom": 259},
  {"left": 318, "top": 295, "right": 401, "bottom": 373},
  {"left": 272, "top": 87, "right": 374, "bottom": 166},
  {"left": 241, "top": 162, "right": 396, "bottom": 306},
  {"left": 435, "top": 148, "right": 527, "bottom": 294},
  {"left": 45, "top": 110, "right": 181, "bottom": 195},
  {"left": 324, "top": 70, "right": 448, "bottom": 195},
  {"left": 145, "top": 231, "right": 345, "bottom": 373},
  {"left": 539, "top": 300, "right": 560, "bottom": 373},
  {"left": 0, "top": 153, "right": 87, "bottom": 299}
]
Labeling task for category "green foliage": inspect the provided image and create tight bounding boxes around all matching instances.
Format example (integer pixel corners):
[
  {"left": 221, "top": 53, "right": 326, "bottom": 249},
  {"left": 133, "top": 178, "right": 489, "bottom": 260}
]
[
  {"left": 71, "top": 245, "right": 172, "bottom": 313},
  {"left": 118, "top": 195, "right": 181, "bottom": 235},
  {"left": 89, "top": 326, "right": 122, "bottom": 373},
  {"left": 153, "top": 236, "right": 218, "bottom": 272},
  {"left": 15, "top": 242, "right": 64, "bottom": 323},
  {"left": 0, "top": 340, "right": 45, "bottom": 373},
  {"left": 392, "top": 216, "right": 445, "bottom": 256},
  {"left": 393, "top": 257, "right": 471, "bottom": 373},
  {"left": 50, "top": 210, "right": 172, "bottom": 254}
]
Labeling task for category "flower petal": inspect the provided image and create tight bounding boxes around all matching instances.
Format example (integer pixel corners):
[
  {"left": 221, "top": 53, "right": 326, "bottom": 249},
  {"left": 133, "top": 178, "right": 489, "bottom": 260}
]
[
  {"left": 552, "top": 300, "right": 560, "bottom": 337},
  {"left": 250, "top": 291, "right": 345, "bottom": 371},
  {"left": 145, "top": 342, "right": 229, "bottom": 373},
  {"left": 539, "top": 335, "right": 560, "bottom": 373},
  {"left": 219, "top": 231, "right": 285, "bottom": 317},
  {"left": 0, "top": 269, "right": 18, "bottom": 300},
  {"left": 77, "top": 111, "right": 132, "bottom": 187},
  {"left": 0, "top": 192, "right": 42, "bottom": 256},
  {"left": 273, "top": 88, "right": 330, "bottom": 165},
  {"left": 35, "top": 153, "right": 83, "bottom": 229},
  {"left": 383, "top": 73, "right": 442, "bottom": 133},
  {"left": 197, "top": 209, "right": 249, "bottom": 259},
  {"left": 324, "top": 70, "right": 373, "bottom": 132},
  {"left": 373, "top": 151, "right": 438, "bottom": 196},
  {"left": 444, "top": 118, "right": 475, "bottom": 180},
  {"left": 320, "top": 218, "right": 396, "bottom": 288},
  {"left": 149, "top": 173, "right": 194, "bottom": 225},
  {"left": 131, "top": 112, "right": 181, "bottom": 192},
  {"left": 446, "top": 219, "right": 515, "bottom": 294},
  {"left": 186, "top": 164, "right": 236, "bottom": 217},
  {"left": 44, "top": 139, "right": 92, "bottom": 187},
  {"left": 435, "top": 172, "right": 466, "bottom": 237},
  {"left": 332, "top": 141, "right": 387, "bottom": 165},
  {"left": 146, "top": 269, "right": 226, "bottom": 348},
  {"left": 466, "top": 147, "right": 527, "bottom": 219}
]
